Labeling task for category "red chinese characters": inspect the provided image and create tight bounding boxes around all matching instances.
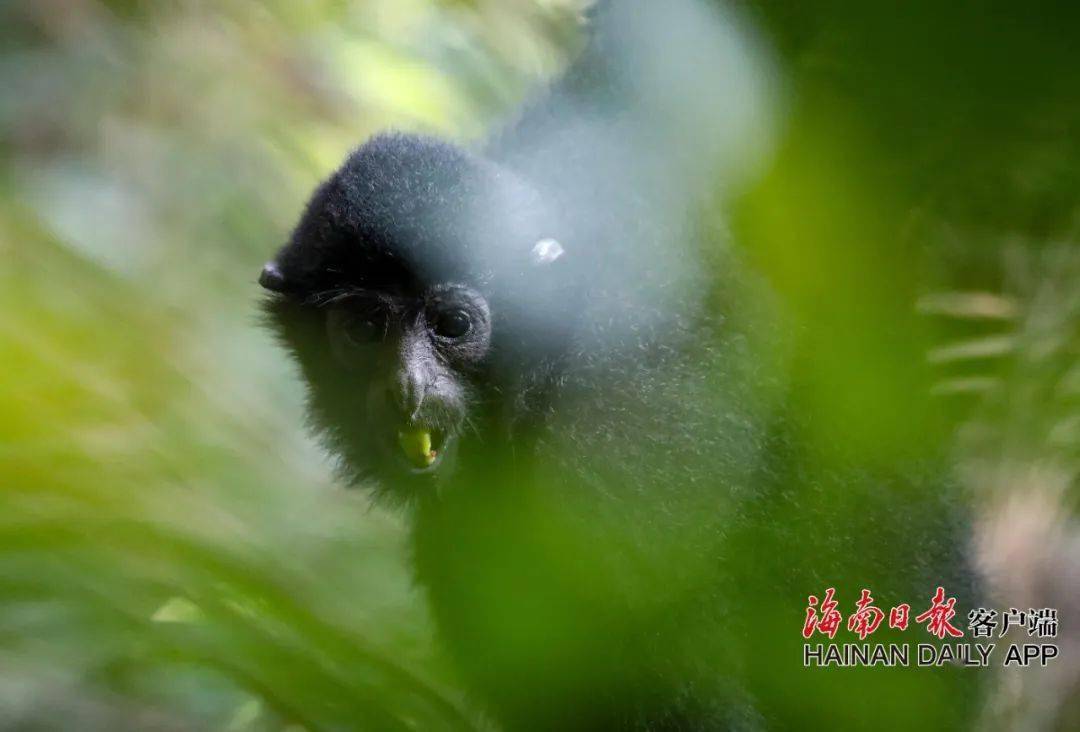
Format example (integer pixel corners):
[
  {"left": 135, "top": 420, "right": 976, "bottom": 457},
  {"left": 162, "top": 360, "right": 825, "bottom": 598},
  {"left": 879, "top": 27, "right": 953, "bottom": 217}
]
[
  {"left": 914, "top": 586, "right": 964, "bottom": 639},
  {"left": 846, "top": 588, "right": 885, "bottom": 640},
  {"left": 803, "top": 588, "right": 843, "bottom": 639},
  {"left": 888, "top": 602, "right": 910, "bottom": 631},
  {"left": 802, "top": 587, "right": 967, "bottom": 639}
]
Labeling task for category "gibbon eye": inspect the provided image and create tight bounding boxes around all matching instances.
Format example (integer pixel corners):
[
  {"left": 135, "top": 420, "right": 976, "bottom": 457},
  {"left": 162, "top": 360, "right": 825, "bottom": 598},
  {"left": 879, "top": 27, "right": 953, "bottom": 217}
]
[
  {"left": 343, "top": 315, "right": 381, "bottom": 345},
  {"left": 434, "top": 309, "right": 471, "bottom": 339},
  {"left": 326, "top": 308, "right": 384, "bottom": 366}
]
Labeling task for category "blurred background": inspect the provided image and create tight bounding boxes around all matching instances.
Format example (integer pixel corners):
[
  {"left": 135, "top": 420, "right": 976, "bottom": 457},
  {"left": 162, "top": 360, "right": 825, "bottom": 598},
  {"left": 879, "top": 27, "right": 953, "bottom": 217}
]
[{"left": 0, "top": 0, "right": 1077, "bottom": 729}]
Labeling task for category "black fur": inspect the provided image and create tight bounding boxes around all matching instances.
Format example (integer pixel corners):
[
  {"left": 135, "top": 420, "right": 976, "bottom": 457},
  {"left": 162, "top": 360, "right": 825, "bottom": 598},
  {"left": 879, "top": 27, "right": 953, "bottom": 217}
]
[{"left": 260, "top": 2, "right": 982, "bottom": 729}]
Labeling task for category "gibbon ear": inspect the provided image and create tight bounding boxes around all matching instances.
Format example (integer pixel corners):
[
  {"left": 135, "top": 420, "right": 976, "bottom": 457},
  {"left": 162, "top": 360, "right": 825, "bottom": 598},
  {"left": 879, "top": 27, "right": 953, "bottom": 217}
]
[{"left": 258, "top": 260, "right": 289, "bottom": 293}]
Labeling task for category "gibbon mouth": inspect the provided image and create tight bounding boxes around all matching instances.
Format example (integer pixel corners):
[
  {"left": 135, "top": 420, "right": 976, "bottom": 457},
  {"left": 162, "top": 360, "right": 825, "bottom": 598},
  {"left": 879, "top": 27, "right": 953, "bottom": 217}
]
[{"left": 395, "top": 426, "right": 452, "bottom": 473}]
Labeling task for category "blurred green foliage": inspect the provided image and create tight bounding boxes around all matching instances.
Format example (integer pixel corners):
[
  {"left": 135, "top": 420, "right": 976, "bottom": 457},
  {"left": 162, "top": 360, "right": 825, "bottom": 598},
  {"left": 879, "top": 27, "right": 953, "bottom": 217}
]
[
  {"left": 733, "top": 0, "right": 1080, "bottom": 470},
  {"left": 0, "top": 1, "right": 583, "bottom": 728},
  {"left": 1, "top": 0, "right": 1077, "bottom": 729}
]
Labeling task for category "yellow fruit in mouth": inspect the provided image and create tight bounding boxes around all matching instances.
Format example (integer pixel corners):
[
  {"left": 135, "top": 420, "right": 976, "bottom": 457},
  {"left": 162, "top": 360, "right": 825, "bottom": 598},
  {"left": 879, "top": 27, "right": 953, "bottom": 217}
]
[{"left": 398, "top": 428, "right": 436, "bottom": 467}]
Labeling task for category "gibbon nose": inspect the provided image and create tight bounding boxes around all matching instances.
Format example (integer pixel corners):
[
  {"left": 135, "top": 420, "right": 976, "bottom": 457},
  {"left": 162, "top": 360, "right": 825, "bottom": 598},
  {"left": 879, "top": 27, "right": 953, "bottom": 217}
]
[
  {"left": 394, "top": 362, "right": 434, "bottom": 421},
  {"left": 393, "top": 329, "right": 439, "bottom": 421}
]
